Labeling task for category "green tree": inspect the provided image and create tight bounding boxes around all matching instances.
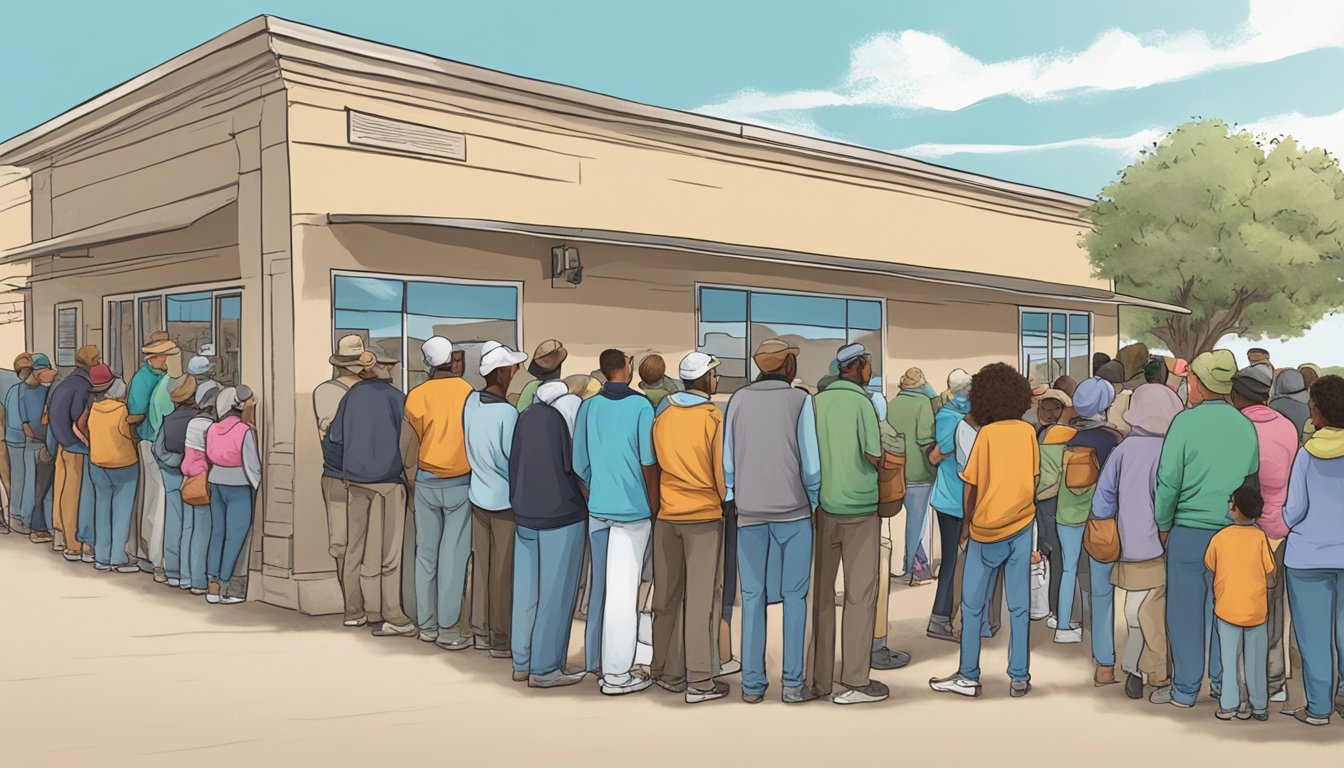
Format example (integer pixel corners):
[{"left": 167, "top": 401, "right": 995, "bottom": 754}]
[{"left": 1083, "top": 119, "right": 1344, "bottom": 361}]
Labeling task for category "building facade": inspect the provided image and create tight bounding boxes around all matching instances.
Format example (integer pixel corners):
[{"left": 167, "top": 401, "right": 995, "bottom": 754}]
[{"left": 0, "top": 17, "right": 1183, "bottom": 614}]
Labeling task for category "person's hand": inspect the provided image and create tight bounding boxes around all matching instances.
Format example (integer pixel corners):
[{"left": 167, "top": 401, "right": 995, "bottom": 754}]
[
  {"left": 1159, "top": 530, "right": 1169, "bottom": 547},
  {"left": 959, "top": 528, "right": 969, "bottom": 551}
]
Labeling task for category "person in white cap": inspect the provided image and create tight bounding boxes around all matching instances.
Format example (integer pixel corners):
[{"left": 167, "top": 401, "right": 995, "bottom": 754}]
[
  {"left": 315, "top": 334, "right": 368, "bottom": 601},
  {"left": 403, "top": 336, "right": 475, "bottom": 649},
  {"left": 463, "top": 340, "right": 528, "bottom": 663},
  {"left": 648, "top": 351, "right": 730, "bottom": 703}
]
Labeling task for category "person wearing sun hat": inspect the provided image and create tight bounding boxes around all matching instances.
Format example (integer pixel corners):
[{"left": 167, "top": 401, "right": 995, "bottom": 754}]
[
  {"left": 314, "top": 334, "right": 371, "bottom": 612},
  {"left": 463, "top": 340, "right": 528, "bottom": 660},
  {"left": 125, "top": 331, "right": 180, "bottom": 578},
  {"left": 1156, "top": 349, "right": 1261, "bottom": 709},
  {"left": 515, "top": 339, "right": 568, "bottom": 412}
]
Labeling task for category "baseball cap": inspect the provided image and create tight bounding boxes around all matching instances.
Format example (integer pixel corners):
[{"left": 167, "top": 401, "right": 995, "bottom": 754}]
[
  {"left": 835, "top": 343, "right": 868, "bottom": 367},
  {"left": 479, "top": 340, "right": 527, "bottom": 376},
  {"left": 678, "top": 351, "right": 720, "bottom": 381},
  {"left": 30, "top": 353, "right": 53, "bottom": 371},
  {"left": 422, "top": 336, "right": 454, "bottom": 368}
]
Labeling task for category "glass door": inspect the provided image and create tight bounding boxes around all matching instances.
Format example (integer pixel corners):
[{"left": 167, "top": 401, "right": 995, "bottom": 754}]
[{"left": 214, "top": 292, "right": 242, "bottom": 387}]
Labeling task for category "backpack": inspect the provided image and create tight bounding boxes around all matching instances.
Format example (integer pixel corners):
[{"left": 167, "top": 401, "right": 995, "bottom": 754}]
[
  {"left": 1036, "top": 425, "right": 1076, "bottom": 501},
  {"left": 1056, "top": 426, "right": 1122, "bottom": 526}
]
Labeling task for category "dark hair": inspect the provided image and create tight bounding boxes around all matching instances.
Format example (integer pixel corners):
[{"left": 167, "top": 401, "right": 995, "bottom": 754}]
[
  {"left": 638, "top": 354, "right": 666, "bottom": 385},
  {"left": 1311, "top": 374, "right": 1344, "bottom": 429},
  {"left": 682, "top": 372, "right": 714, "bottom": 392},
  {"left": 970, "top": 363, "right": 1034, "bottom": 426},
  {"left": 1144, "top": 357, "right": 1168, "bottom": 384},
  {"left": 1092, "top": 353, "right": 1111, "bottom": 376},
  {"left": 599, "top": 349, "right": 628, "bottom": 378},
  {"left": 1232, "top": 485, "right": 1264, "bottom": 520}
]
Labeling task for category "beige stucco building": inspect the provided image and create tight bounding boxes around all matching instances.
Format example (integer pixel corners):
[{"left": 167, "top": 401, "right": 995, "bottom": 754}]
[{"left": 0, "top": 16, "right": 1183, "bottom": 614}]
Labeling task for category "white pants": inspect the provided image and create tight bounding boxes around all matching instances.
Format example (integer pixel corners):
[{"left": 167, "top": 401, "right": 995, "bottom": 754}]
[
  {"left": 136, "top": 441, "right": 167, "bottom": 568},
  {"left": 595, "top": 517, "right": 652, "bottom": 686}
]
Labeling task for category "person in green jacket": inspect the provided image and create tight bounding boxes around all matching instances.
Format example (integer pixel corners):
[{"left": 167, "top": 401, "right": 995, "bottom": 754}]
[
  {"left": 515, "top": 339, "right": 568, "bottom": 412},
  {"left": 1156, "top": 349, "right": 1259, "bottom": 708},
  {"left": 637, "top": 354, "right": 681, "bottom": 409},
  {"left": 886, "top": 367, "right": 937, "bottom": 584}
]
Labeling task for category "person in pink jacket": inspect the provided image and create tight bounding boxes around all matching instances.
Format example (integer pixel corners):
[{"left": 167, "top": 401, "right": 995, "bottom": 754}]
[{"left": 1232, "top": 364, "right": 1298, "bottom": 700}]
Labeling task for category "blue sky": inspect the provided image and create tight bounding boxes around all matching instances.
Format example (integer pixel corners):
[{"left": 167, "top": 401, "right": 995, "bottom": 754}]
[{"left": 3, "top": 0, "right": 1343, "bottom": 362}]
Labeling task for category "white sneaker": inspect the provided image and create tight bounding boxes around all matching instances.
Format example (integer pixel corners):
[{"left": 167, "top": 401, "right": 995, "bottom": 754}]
[
  {"left": 205, "top": 593, "right": 222, "bottom": 604},
  {"left": 930, "top": 673, "right": 982, "bottom": 698},
  {"left": 114, "top": 564, "right": 140, "bottom": 574},
  {"left": 1270, "top": 689, "right": 1288, "bottom": 703},
  {"left": 436, "top": 633, "right": 473, "bottom": 651},
  {"left": 1054, "top": 627, "right": 1084, "bottom": 644},
  {"left": 372, "top": 621, "right": 416, "bottom": 637},
  {"left": 418, "top": 630, "right": 439, "bottom": 643},
  {"left": 600, "top": 672, "right": 653, "bottom": 696},
  {"left": 81, "top": 553, "right": 95, "bottom": 563},
  {"left": 715, "top": 659, "right": 741, "bottom": 678},
  {"left": 219, "top": 596, "right": 245, "bottom": 605},
  {"left": 167, "top": 578, "right": 181, "bottom": 588},
  {"left": 343, "top": 617, "right": 368, "bottom": 628}
]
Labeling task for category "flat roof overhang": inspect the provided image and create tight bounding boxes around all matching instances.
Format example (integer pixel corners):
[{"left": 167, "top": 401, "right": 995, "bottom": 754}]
[{"left": 325, "top": 213, "right": 1190, "bottom": 315}]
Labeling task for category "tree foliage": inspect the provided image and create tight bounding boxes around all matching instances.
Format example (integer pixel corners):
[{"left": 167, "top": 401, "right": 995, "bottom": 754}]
[{"left": 1083, "top": 119, "right": 1344, "bottom": 361}]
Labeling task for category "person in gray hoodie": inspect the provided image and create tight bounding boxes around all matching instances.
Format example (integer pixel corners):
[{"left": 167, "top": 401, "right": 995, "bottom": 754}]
[
  {"left": 1270, "top": 368, "right": 1311, "bottom": 442},
  {"left": 722, "top": 339, "right": 821, "bottom": 704}
]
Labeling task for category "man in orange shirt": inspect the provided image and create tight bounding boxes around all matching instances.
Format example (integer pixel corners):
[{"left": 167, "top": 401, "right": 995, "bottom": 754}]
[
  {"left": 650, "top": 352, "right": 729, "bottom": 704},
  {"left": 404, "top": 336, "right": 476, "bottom": 651},
  {"left": 930, "top": 363, "right": 1040, "bottom": 699}
]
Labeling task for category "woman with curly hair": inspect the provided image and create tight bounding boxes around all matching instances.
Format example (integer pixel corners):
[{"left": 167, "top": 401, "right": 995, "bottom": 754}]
[{"left": 930, "top": 363, "right": 1039, "bottom": 699}]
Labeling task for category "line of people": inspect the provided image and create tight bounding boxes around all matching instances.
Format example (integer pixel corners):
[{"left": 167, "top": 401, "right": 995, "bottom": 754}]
[{"left": 0, "top": 339, "right": 260, "bottom": 605}]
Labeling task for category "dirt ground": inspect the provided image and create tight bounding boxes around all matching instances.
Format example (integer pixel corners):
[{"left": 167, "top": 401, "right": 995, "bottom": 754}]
[{"left": 2, "top": 535, "right": 1340, "bottom": 767}]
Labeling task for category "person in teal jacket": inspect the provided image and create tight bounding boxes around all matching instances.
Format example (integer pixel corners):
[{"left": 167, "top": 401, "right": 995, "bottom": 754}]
[
  {"left": 1155, "top": 350, "right": 1259, "bottom": 708},
  {"left": 928, "top": 369, "right": 972, "bottom": 640}
]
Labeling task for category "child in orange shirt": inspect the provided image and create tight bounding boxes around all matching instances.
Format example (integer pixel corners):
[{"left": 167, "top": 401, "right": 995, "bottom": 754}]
[{"left": 1204, "top": 486, "right": 1276, "bottom": 721}]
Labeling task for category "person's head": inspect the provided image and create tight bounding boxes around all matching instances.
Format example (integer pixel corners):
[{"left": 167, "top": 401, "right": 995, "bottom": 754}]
[
  {"left": 536, "top": 380, "right": 569, "bottom": 406},
  {"left": 356, "top": 350, "right": 396, "bottom": 380},
  {"left": 530, "top": 339, "right": 567, "bottom": 378},
  {"left": 103, "top": 377, "right": 128, "bottom": 402},
  {"left": 835, "top": 344, "right": 872, "bottom": 387},
  {"left": 28, "top": 353, "right": 57, "bottom": 385},
  {"left": 1097, "top": 360, "right": 1126, "bottom": 388},
  {"left": 1300, "top": 363, "right": 1322, "bottom": 389},
  {"left": 638, "top": 354, "right": 667, "bottom": 387},
  {"left": 564, "top": 373, "right": 603, "bottom": 399},
  {"left": 753, "top": 339, "right": 799, "bottom": 380},
  {"left": 1247, "top": 348, "right": 1271, "bottom": 368},
  {"left": 1309, "top": 374, "right": 1344, "bottom": 430},
  {"left": 599, "top": 348, "right": 632, "bottom": 384},
  {"left": 141, "top": 331, "right": 179, "bottom": 371},
  {"left": 89, "top": 364, "right": 116, "bottom": 399},
  {"left": 12, "top": 352, "right": 33, "bottom": 380},
  {"left": 186, "top": 355, "right": 214, "bottom": 378},
  {"left": 1052, "top": 375, "right": 1078, "bottom": 398},
  {"left": 194, "top": 379, "right": 221, "bottom": 415},
  {"left": 1143, "top": 357, "right": 1168, "bottom": 385},
  {"left": 969, "top": 362, "right": 1033, "bottom": 427},
  {"left": 1072, "top": 377, "right": 1116, "bottom": 423},
  {"left": 678, "top": 352, "right": 720, "bottom": 396},
  {"left": 215, "top": 386, "right": 252, "bottom": 417},
  {"left": 479, "top": 341, "right": 527, "bottom": 391},
  {"left": 1116, "top": 343, "right": 1150, "bottom": 384},
  {"left": 947, "top": 368, "right": 973, "bottom": 399},
  {"left": 1229, "top": 485, "right": 1264, "bottom": 525},
  {"left": 1187, "top": 350, "right": 1237, "bottom": 406},
  {"left": 168, "top": 374, "right": 197, "bottom": 406},
  {"left": 75, "top": 345, "right": 101, "bottom": 368},
  {"left": 900, "top": 367, "right": 928, "bottom": 392},
  {"left": 1123, "top": 383, "right": 1184, "bottom": 436},
  {"left": 422, "top": 336, "right": 454, "bottom": 373},
  {"left": 1231, "top": 364, "right": 1272, "bottom": 409},
  {"left": 1037, "top": 389, "right": 1071, "bottom": 426},
  {"left": 1092, "top": 352, "right": 1112, "bottom": 376}
]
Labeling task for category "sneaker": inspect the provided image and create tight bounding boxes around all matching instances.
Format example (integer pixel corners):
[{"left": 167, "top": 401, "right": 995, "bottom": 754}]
[
  {"left": 219, "top": 596, "right": 245, "bottom": 605},
  {"left": 1169, "top": 698, "right": 1193, "bottom": 709},
  {"left": 473, "top": 636, "right": 492, "bottom": 651},
  {"left": 371, "top": 621, "right": 416, "bottom": 637},
  {"left": 742, "top": 691, "right": 764, "bottom": 704},
  {"left": 94, "top": 563, "right": 112, "bottom": 572},
  {"left": 834, "top": 680, "right": 890, "bottom": 705},
  {"left": 929, "top": 673, "right": 981, "bottom": 698},
  {"left": 1149, "top": 686, "right": 1174, "bottom": 705},
  {"left": 418, "top": 630, "right": 438, "bottom": 643},
  {"left": 29, "top": 531, "right": 53, "bottom": 544},
  {"left": 153, "top": 570, "right": 168, "bottom": 584},
  {"left": 81, "top": 553, "right": 95, "bottom": 563},
  {"left": 189, "top": 588, "right": 207, "bottom": 596},
  {"left": 1250, "top": 711, "right": 1269, "bottom": 721},
  {"left": 1208, "top": 688, "right": 1222, "bottom": 700},
  {"left": 714, "top": 659, "right": 741, "bottom": 677},
  {"left": 167, "top": 578, "right": 181, "bottom": 588},
  {"left": 10, "top": 521, "right": 31, "bottom": 534},
  {"left": 511, "top": 670, "right": 529, "bottom": 683},
  {"left": 342, "top": 618, "right": 368, "bottom": 628},
  {"left": 655, "top": 679, "right": 688, "bottom": 694},
  {"left": 529, "top": 671, "right": 587, "bottom": 689},
  {"left": 926, "top": 617, "right": 957, "bottom": 643},
  {"left": 1046, "top": 614, "right": 1080, "bottom": 631},
  {"left": 871, "top": 647, "right": 911, "bottom": 671},
  {"left": 1290, "top": 708, "right": 1330, "bottom": 726},
  {"left": 1270, "top": 688, "right": 1288, "bottom": 703},
  {"left": 1125, "top": 673, "right": 1144, "bottom": 700},
  {"left": 600, "top": 672, "right": 653, "bottom": 696},
  {"left": 205, "top": 593, "right": 222, "bottom": 604},
  {"left": 1010, "top": 680, "right": 1032, "bottom": 698},
  {"left": 179, "top": 583, "right": 192, "bottom": 591},
  {"left": 62, "top": 551, "right": 82, "bottom": 562},
  {"left": 1094, "top": 665, "right": 1119, "bottom": 686},
  {"left": 435, "top": 633, "right": 473, "bottom": 651},
  {"left": 783, "top": 685, "right": 820, "bottom": 704},
  {"left": 114, "top": 564, "right": 140, "bottom": 574},
  {"left": 1215, "top": 708, "right": 1238, "bottom": 721},
  {"left": 686, "top": 681, "right": 730, "bottom": 704},
  {"left": 1236, "top": 707, "right": 1252, "bottom": 721},
  {"left": 1054, "top": 627, "right": 1083, "bottom": 644}
]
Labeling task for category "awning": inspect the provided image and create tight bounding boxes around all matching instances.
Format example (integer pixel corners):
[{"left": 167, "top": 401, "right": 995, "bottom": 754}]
[
  {"left": 0, "top": 186, "right": 237, "bottom": 264},
  {"left": 325, "top": 214, "right": 1190, "bottom": 315}
]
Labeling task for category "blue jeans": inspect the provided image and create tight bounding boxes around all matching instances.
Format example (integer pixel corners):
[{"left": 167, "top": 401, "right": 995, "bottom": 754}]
[
  {"left": 413, "top": 473, "right": 472, "bottom": 633},
  {"left": 959, "top": 524, "right": 1033, "bottom": 682},
  {"left": 1167, "top": 525, "right": 1223, "bottom": 706},
  {"left": 738, "top": 519, "right": 812, "bottom": 696},
  {"left": 91, "top": 464, "right": 138, "bottom": 566},
  {"left": 1286, "top": 568, "right": 1344, "bottom": 718},
  {"left": 161, "top": 468, "right": 186, "bottom": 580},
  {"left": 1217, "top": 618, "right": 1267, "bottom": 713},
  {"left": 6, "top": 441, "right": 38, "bottom": 527},
  {"left": 511, "top": 521, "right": 585, "bottom": 676},
  {"left": 1056, "top": 523, "right": 1084, "bottom": 629},
  {"left": 585, "top": 521, "right": 610, "bottom": 673},
  {"left": 902, "top": 483, "right": 933, "bottom": 575},
  {"left": 207, "top": 484, "right": 253, "bottom": 585},
  {"left": 1090, "top": 557, "right": 1115, "bottom": 666},
  {"left": 186, "top": 497, "right": 211, "bottom": 590}
]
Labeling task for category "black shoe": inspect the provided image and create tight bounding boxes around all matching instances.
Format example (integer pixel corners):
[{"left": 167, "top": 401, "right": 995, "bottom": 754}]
[
  {"left": 926, "top": 617, "right": 957, "bottom": 643},
  {"left": 1125, "top": 673, "right": 1144, "bottom": 700},
  {"left": 870, "top": 647, "right": 911, "bottom": 671}
]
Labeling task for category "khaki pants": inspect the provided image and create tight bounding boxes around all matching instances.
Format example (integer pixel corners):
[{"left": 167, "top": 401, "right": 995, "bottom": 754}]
[
  {"left": 322, "top": 475, "right": 348, "bottom": 586},
  {"left": 1114, "top": 557, "right": 1169, "bottom": 687},
  {"left": 343, "top": 481, "right": 411, "bottom": 626},
  {"left": 54, "top": 448, "right": 88, "bottom": 554},
  {"left": 470, "top": 505, "right": 515, "bottom": 649},
  {"left": 651, "top": 518, "right": 724, "bottom": 689},
  {"left": 809, "top": 510, "right": 880, "bottom": 693},
  {"left": 875, "top": 534, "right": 892, "bottom": 642}
]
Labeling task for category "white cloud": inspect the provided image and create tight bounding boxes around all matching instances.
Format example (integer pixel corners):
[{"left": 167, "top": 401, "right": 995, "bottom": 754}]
[
  {"left": 899, "top": 128, "right": 1166, "bottom": 159},
  {"left": 1243, "top": 108, "right": 1344, "bottom": 155},
  {"left": 697, "top": 0, "right": 1344, "bottom": 122}
]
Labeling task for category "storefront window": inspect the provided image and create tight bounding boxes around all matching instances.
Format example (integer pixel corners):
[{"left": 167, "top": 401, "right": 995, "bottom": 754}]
[
  {"left": 332, "top": 272, "right": 521, "bottom": 391},
  {"left": 696, "top": 285, "right": 884, "bottom": 394},
  {"left": 106, "top": 286, "right": 243, "bottom": 386},
  {"left": 1020, "top": 308, "right": 1091, "bottom": 385}
]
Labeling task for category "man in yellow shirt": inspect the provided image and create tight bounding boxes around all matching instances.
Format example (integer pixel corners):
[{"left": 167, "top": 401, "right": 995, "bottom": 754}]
[
  {"left": 403, "top": 336, "right": 475, "bottom": 650},
  {"left": 650, "top": 352, "right": 729, "bottom": 704},
  {"left": 930, "top": 363, "right": 1039, "bottom": 699}
]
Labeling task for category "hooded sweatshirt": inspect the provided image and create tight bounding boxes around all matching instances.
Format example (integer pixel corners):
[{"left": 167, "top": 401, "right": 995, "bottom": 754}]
[
  {"left": 1283, "top": 427, "right": 1344, "bottom": 570},
  {"left": 930, "top": 395, "right": 971, "bottom": 517},
  {"left": 1091, "top": 426, "right": 1166, "bottom": 562},
  {"left": 1242, "top": 404, "right": 1298, "bottom": 539},
  {"left": 651, "top": 390, "right": 725, "bottom": 523},
  {"left": 508, "top": 398, "right": 586, "bottom": 530},
  {"left": 1270, "top": 370, "right": 1311, "bottom": 442}
]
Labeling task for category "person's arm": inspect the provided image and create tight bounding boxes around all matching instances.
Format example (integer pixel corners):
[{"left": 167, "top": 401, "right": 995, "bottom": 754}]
[
  {"left": 860, "top": 403, "right": 881, "bottom": 468},
  {"left": 1091, "top": 446, "right": 1122, "bottom": 520},
  {"left": 1282, "top": 450, "right": 1310, "bottom": 530},
  {"left": 712, "top": 414, "right": 726, "bottom": 503},
  {"left": 638, "top": 403, "right": 659, "bottom": 514},
  {"left": 1203, "top": 538, "right": 1217, "bottom": 573},
  {"left": 915, "top": 397, "right": 936, "bottom": 448},
  {"left": 400, "top": 417, "right": 420, "bottom": 486},
  {"left": 75, "top": 405, "right": 91, "bottom": 446},
  {"left": 572, "top": 401, "right": 592, "bottom": 486},
  {"left": 1154, "top": 419, "right": 1185, "bottom": 537},
  {"left": 18, "top": 389, "right": 34, "bottom": 438},
  {"left": 798, "top": 395, "right": 821, "bottom": 511},
  {"left": 241, "top": 429, "right": 262, "bottom": 489},
  {"left": 721, "top": 398, "right": 736, "bottom": 501},
  {"left": 500, "top": 410, "right": 516, "bottom": 461},
  {"left": 1263, "top": 538, "right": 1277, "bottom": 587},
  {"left": 958, "top": 431, "right": 985, "bottom": 548}
]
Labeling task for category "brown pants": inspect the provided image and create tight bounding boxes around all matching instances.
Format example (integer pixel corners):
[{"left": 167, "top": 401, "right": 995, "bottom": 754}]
[
  {"left": 652, "top": 518, "right": 724, "bottom": 689},
  {"left": 322, "top": 475, "right": 348, "bottom": 588},
  {"left": 809, "top": 510, "right": 880, "bottom": 693},
  {"left": 1114, "top": 557, "right": 1169, "bottom": 687},
  {"left": 54, "top": 448, "right": 89, "bottom": 554},
  {"left": 470, "top": 505, "right": 515, "bottom": 649},
  {"left": 343, "top": 481, "right": 411, "bottom": 626}
]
